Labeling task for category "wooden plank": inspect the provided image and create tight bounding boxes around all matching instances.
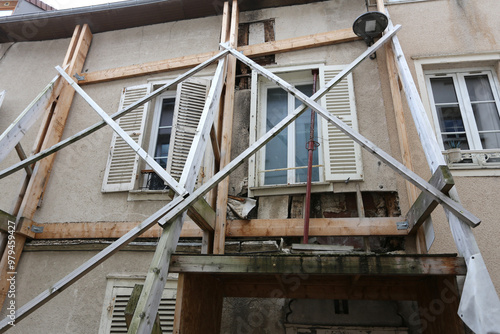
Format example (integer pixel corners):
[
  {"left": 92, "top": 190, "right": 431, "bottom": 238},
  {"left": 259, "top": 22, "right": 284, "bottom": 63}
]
[
  {"left": 0, "top": 210, "right": 15, "bottom": 233},
  {"left": 407, "top": 166, "right": 454, "bottom": 233},
  {"left": 0, "top": 1, "right": 17, "bottom": 10},
  {"left": 172, "top": 273, "right": 223, "bottom": 334},
  {"left": 34, "top": 221, "right": 202, "bottom": 239},
  {"left": 0, "top": 24, "right": 93, "bottom": 312},
  {"left": 223, "top": 35, "right": 481, "bottom": 228},
  {"left": 374, "top": 0, "right": 427, "bottom": 252},
  {"left": 0, "top": 72, "right": 64, "bottom": 164},
  {"left": 214, "top": 0, "right": 239, "bottom": 255},
  {"left": 227, "top": 217, "right": 406, "bottom": 237},
  {"left": 79, "top": 28, "right": 360, "bottom": 85},
  {"left": 124, "top": 285, "right": 163, "bottom": 334},
  {"left": 169, "top": 254, "right": 467, "bottom": 276}
]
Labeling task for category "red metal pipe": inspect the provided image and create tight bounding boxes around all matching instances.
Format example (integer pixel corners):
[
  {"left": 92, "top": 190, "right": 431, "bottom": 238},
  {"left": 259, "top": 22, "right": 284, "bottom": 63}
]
[{"left": 303, "top": 69, "right": 319, "bottom": 244}]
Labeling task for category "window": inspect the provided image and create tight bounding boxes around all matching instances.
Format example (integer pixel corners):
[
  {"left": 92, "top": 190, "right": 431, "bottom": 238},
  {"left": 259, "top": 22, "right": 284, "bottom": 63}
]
[
  {"left": 249, "top": 64, "right": 363, "bottom": 192},
  {"left": 426, "top": 69, "right": 500, "bottom": 166},
  {"left": 98, "top": 275, "right": 178, "bottom": 334},
  {"left": 144, "top": 92, "right": 176, "bottom": 190},
  {"left": 101, "top": 79, "right": 210, "bottom": 193}
]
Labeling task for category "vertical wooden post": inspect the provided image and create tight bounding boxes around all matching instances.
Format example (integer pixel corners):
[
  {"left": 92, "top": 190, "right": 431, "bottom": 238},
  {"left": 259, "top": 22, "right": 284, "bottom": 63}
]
[
  {"left": 376, "top": 0, "right": 427, "bottom": 253},
  {"left": 172, "top": 274, "right": 223, "bottom": 334},
  {"left": 417, "top": 276, "right": 464, "bottom": 334},
  {"left": 0, "top": 24, "right": 92, "bottom": 310},
  {"left": 213, "top": 0, "right": 239, "bottom": 254}
]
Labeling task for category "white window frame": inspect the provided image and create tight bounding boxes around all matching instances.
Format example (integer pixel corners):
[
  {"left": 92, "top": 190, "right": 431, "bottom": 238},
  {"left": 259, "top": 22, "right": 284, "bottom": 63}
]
[
  {"left": 425, "top": 68, "right": 500, "bottom": 151},
  {"left": 141, "top": 90, "right": 177, "bottom": 191},
  {"left": 415, "top": 53, "right": 500, "bottom": 175},
  {"left": 249, "top": 64, "right": 328, "bottom": 196},
  {"left": 98, "top": 274, "right": 178, "bottom": 334},
  {"left": 257, "top": 71, "right": 325, "bottom": 187}
]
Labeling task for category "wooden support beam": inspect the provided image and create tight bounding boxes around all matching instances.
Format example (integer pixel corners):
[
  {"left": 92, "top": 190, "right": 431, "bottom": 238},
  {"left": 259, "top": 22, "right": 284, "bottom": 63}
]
[
  {"left": 33, "top": 221, "right": 202, "bottom": 239},
  {"left": 172, "top": 273, "right": 223, "bottom": 334},
  {"left": 169, "top": 254, "right": 466, "bottom": 276},
  {"left": 31, "top": 217, "right": 404, "bottom": 240},
  {"left": 0, "top": 210, "right": 15, "bottom": 234},
  {"left": 0, "top": 24, "right": 92, "bottom": 314},
  {"left": 79, "top": 28, "right": 359, "bottom": 85},
  {"left": 125, "top": 285, "right": 163, "bottom": 334},
  {"left": 0, "top": 1, "right": 17, "bottom": 10},
  {"left": 227, "top": 217, "right": 406, "bottom": 237},
  {"left": 214, "top": 0, "right": 239, "bottom": 255},
  {"left": 407, "top": 166, "right": 454, "bottom": 234}
]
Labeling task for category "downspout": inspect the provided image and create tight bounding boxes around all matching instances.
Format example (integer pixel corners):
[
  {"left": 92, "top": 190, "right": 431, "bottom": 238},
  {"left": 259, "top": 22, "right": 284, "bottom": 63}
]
[{"left": 303, "top": 69, "right": 319, "bottom": 244}]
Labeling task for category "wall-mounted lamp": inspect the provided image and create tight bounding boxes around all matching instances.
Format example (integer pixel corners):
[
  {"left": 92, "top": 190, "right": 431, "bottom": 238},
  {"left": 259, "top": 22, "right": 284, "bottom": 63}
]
[{"left": 352, "top": 11, "right": 388, "bottom": 59}]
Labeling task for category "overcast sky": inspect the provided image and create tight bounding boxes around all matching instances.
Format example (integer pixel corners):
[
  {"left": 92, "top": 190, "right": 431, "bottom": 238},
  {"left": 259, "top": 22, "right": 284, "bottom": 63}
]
[{"left": 43, "top": 0, "right": 126, "bottom": 10}]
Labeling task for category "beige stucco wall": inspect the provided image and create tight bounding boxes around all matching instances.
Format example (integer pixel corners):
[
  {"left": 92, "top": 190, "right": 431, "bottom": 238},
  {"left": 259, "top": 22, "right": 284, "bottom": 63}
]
[{"left": 384, "top": 0, "right": 500, "bottom": 294}]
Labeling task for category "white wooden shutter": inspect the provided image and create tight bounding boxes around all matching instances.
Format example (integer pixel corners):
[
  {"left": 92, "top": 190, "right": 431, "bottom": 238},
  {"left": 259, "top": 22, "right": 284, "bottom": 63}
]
[
  {"left": 108, "top": 286, "right": 176, "bottom": 334},
  {"left": 320, "top": 66, "right": 363, "bottom": 181},
  {"left": 102, "top": 85, "right": 150, "bottom": 192},
  {"left": 166, "top": 78, "right": 210, "bottom": 181}
]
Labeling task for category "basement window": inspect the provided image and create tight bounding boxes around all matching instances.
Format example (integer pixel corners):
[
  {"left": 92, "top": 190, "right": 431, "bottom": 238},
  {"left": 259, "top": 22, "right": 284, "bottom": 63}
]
[{"left": 425, "top": 68, "right": 500, "bottom": 169}]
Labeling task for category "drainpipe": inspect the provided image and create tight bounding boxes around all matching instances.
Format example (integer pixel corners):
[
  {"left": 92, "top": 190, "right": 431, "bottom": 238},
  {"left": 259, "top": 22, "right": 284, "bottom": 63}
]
[{"left": 303, "top": 69, "right": 319, "bottom": 244}]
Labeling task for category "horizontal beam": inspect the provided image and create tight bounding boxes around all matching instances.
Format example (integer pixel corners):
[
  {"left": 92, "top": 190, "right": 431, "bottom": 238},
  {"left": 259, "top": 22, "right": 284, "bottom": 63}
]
[
  {"left": 33, "top": 221, "right": 203, "bottom": 239},
  {"left": 31, "top": 217, "right": 404, "bottom": 240},
  {"left": 170, "top": 254, "right": 467, "bottom": 276},
  {"left": 227, "top": 217, "right": 406, "bottom": 237},
  {"left": 406, "top": 165, "right": 454, "bottom": 234},
  {"left": 0, "top": 210, "right": 15, "bottom": 233},
  {"left": 79, "top": 28, "right": 359, "bottom": 85}
]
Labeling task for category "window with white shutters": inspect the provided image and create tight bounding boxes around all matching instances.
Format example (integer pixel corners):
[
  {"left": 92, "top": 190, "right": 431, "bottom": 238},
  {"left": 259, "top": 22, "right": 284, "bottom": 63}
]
[
  {"left": 102, "top": 85, "right": 151, "bottom": 192},
  {"left": 166, "top": 78, "right": 210, "bottom": 181},
  {"left": 98, "top": 276, "right": 177, "bottom": 334},
  {"left": 320, "top": 66, "right": 363, "bottom": 181},
  {"left": 249, "top": 64, "right": 362, "bottom": 189},
  {"left": 102, "top": 78, "right": 209, "bottom": 193}
]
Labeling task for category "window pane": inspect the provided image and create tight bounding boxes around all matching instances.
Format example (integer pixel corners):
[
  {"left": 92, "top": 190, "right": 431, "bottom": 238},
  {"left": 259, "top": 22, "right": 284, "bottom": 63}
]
[
  {"left": 479, "top": 132, "right": 500, "bottom": 149},
  {"left": 465, "top": 75, "right": 494, "bottom": 101},
  {"left": 472, "top": 102, "right": 500, "bottom": 132},
  {"left": 442, "top": 133, "right": 469, "bottom": 150},
  {"left": 430, "top": 77, "right": 458, "bottom": 103},
  {"left": 264, "top": 88, "right": 288, "bottom": 185},
  {"left": 160, "top": 99, "right": 175, "bottom": 126},
  {"left": 294, "top": 84, "right": 319, "bottom": 183},
  {"left": 436, "top": 105, "right": 465, "bottom": 132}
]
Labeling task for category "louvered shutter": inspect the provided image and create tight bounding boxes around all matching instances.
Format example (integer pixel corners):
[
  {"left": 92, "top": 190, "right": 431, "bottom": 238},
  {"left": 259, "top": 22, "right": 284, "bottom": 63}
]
[
  {"left": 102, "top": 85, "right": 150, "bottom": 192},
  {"left": 166, "top": 78, "right": 210, "bottom": 181},
  {"left": 108, "top": 287, "right": 176, "bottom": 334},
  {"left": 320, "top": 66, "right": 363, "bottom": 181}
]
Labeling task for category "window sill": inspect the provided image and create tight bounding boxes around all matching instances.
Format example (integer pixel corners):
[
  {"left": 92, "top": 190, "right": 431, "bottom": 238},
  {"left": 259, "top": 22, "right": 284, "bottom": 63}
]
[
  {"left": 250, "top": 182, "right": 333, "bottom": 197},
  {"left": 127, "top": 190, "right": 172, "bottom": 202},
  {"left": 444, "top": 149, "right": 500, "bottom": 177}
]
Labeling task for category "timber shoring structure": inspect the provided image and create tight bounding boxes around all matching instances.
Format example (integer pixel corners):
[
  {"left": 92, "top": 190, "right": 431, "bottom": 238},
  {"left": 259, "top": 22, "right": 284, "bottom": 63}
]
[{"left": 0, "top": 2, "right": 498, "bottom": 333}]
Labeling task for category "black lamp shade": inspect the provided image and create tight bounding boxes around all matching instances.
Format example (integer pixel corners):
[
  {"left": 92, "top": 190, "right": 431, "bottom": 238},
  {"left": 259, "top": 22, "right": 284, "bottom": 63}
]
[{"left": 352, "top": 11, "right": 389, "bottom": 42}]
